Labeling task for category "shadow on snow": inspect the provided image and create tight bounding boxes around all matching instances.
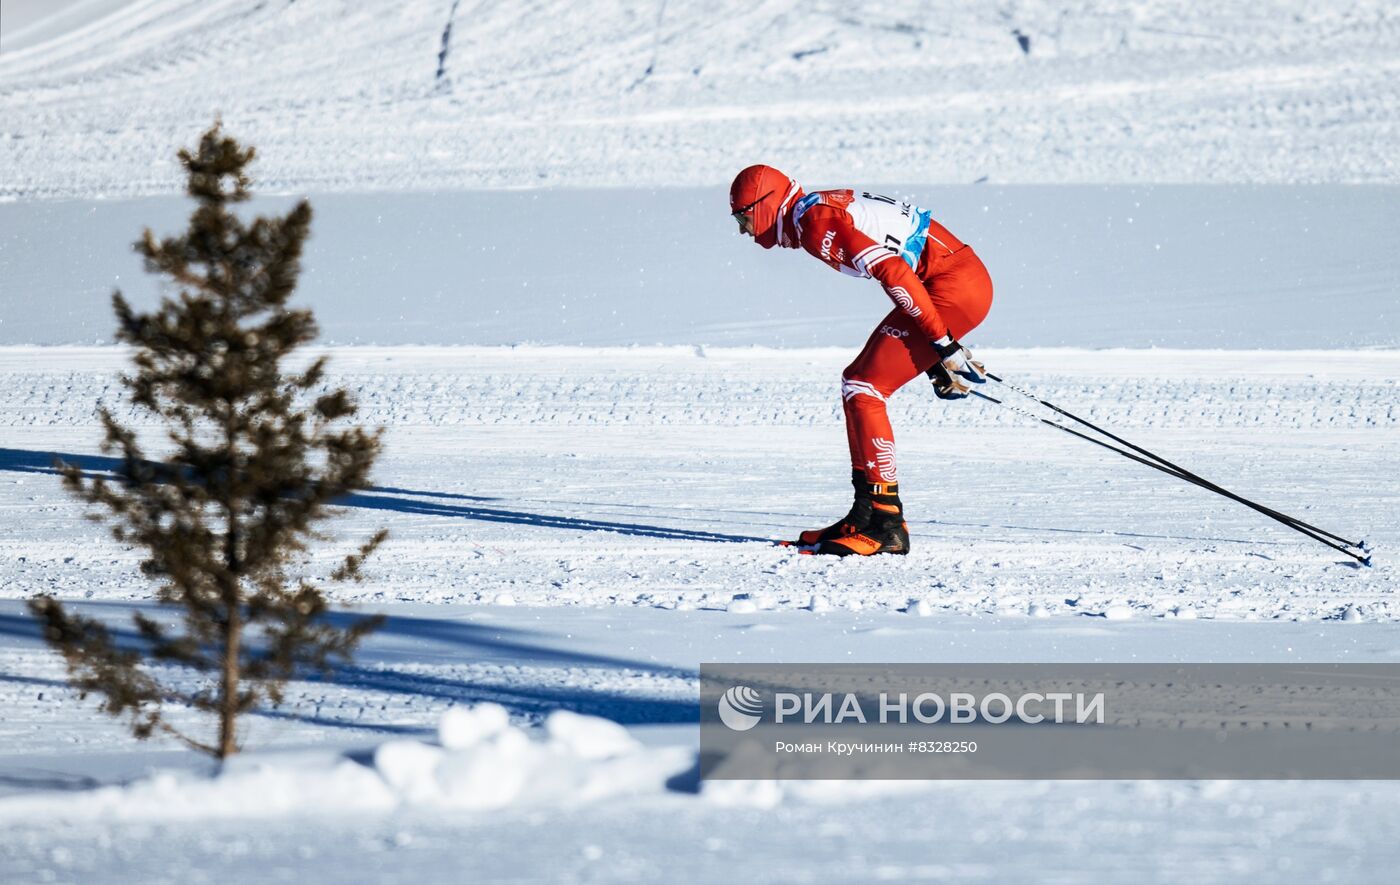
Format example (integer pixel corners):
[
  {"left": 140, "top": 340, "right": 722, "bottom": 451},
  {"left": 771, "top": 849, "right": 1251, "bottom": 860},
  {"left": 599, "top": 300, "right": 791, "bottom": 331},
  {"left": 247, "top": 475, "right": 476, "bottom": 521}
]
[
  {"left": 0, "top": 599, "right": 697, "bottom": 732},
  {"left": 1, "top": 445, "right": 1293, "bottom": 547},
  {"left": 0, "top": 446, "right": 767, "bottom": 544}
]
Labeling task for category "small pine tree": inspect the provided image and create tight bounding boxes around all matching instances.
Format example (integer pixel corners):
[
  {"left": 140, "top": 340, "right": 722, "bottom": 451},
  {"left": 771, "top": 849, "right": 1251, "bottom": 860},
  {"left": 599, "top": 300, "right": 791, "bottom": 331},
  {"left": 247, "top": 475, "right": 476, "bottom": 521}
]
[{"left": 29, "top": 124, "right": 387, "bottom": 759}]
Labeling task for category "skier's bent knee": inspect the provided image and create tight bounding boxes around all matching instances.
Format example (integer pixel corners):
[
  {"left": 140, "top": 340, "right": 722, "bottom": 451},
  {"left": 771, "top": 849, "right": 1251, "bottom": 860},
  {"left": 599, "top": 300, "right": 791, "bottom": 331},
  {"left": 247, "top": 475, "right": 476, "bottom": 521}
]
[{"left": 840, "top": 376, "right": 887, "bottom": 404}]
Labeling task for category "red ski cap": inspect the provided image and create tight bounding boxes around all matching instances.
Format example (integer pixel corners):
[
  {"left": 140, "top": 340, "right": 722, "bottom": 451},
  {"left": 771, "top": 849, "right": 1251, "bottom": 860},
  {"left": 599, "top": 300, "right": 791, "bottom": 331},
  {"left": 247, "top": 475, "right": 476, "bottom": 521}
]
[{"left": 730, "top": 164, "right": 797, "bottom": 249}]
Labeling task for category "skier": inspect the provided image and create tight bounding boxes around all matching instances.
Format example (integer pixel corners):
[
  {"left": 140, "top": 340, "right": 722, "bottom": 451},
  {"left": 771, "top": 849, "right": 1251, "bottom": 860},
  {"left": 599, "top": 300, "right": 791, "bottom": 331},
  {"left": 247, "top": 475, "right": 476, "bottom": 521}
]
[{"left": 729, "top": 164, "right": 993, "bottom": 556}]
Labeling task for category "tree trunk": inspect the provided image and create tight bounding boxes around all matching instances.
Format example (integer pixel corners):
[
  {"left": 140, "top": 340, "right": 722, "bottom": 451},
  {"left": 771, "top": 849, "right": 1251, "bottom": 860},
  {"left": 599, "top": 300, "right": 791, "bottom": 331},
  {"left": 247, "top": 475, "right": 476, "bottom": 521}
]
[
  {"left": 219, "top": 457, "right": 241, "bottom": 760},
  {"left": 218, "top": 597, "right": 241, "bottom": 759}
]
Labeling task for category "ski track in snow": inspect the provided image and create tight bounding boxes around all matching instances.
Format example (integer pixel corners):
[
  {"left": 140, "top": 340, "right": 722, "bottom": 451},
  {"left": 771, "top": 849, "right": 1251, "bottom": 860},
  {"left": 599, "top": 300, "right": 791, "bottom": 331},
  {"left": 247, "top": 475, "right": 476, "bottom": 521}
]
[
  {"left": 0, "top": 641, "right": 696, "bottom": 758},
  {"left": 3, "top": 0, "right": 1400, "bottom": 198},
  {"left": 2, "top": 346, "right": 1394, "bottom": 623}
]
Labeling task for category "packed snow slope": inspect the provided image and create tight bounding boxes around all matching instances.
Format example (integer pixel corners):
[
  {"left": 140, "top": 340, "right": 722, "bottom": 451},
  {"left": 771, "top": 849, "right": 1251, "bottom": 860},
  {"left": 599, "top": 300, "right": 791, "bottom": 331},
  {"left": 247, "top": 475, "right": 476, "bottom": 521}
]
[{"left": 2, "top": 0, "right": 1399, "bottom": 198}]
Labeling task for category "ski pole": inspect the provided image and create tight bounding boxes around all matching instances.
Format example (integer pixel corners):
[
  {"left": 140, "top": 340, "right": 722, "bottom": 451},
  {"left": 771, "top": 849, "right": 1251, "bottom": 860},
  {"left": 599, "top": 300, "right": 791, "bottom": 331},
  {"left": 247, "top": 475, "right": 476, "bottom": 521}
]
[
  {"left": 984, "top": 372, "right": 1368, "bottom": 555},
  {"left": 970, "top": 384, "right": 1371, "bottom": 565},
  {"left": 968, "top": 389, "right": 1338, "bottom": 554},
  {"left": 970, "top": 388, "right": 1363, "bottom": 561},
  {"left": 971, "top": 387, "right": 1368, "bottom": 563}
]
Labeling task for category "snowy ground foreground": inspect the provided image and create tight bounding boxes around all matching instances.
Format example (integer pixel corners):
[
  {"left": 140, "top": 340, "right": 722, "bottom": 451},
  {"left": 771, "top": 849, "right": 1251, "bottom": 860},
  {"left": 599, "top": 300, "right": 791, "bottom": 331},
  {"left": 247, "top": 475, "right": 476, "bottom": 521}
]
[
  {"left": 3, "top": 0, "right": 1400, "bottom": 198},
  {"left": 2, "top": 345, "right": 1394, "bottom": 620},
  {"left": 3, "top": 3, "right": 1399, "bottom": 875},
  {"left": 4, "top": 598, "right": 1397, "bottom": 781},
  {"left": 4, "top": 601, "right": 1400, "bottom": 882},
  {"left": 4, "top": 593, "right": 1400, "bottom": 881},
  {"left": 5, "top": 780, "right": 1400, "bottom": 882}
]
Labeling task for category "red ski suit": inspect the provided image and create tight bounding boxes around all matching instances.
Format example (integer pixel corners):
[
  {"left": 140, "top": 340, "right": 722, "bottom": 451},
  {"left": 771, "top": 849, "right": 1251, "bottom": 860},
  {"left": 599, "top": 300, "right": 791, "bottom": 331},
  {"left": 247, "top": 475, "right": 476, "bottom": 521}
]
[{"left": 778, "top": 188, "right": 993, "bottom": 484}]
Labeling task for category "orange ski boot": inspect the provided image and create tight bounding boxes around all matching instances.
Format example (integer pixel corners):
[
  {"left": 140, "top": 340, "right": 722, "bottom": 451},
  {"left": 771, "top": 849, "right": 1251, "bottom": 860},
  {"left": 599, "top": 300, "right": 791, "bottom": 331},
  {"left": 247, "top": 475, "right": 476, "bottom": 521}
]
[{"left": 783, "top": 471, "right": 910, "bottom": 556}]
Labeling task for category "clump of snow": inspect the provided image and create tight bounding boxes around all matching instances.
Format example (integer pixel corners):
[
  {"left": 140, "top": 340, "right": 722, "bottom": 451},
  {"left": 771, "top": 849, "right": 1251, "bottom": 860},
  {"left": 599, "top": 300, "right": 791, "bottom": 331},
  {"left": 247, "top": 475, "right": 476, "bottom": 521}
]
[
  {"left": 1341, "top": 605, "right": 1365, "bottom": 623},
  {"left": 0, "top": 751, "right": 397, "bottom": 823},
  {"left": 0, "top": 705, "right": 692, "bottom": 821},
  {"left": 492, "top": 592, "right": 516, "bottom": 606},
  {"left": 726, "top": 596, "right": 758, "bottom": 614},
  {"left": 1103, "top": 605, "right": 1135, "bottom": 621},
  {"left": 430, "top": 728, "right": 536, "bottom": 810},
  {"left": 0, "top": 694, "right": 960, "bottom": 822},
  {"left": 544, "top": 709, "right": 637, "bottom": 760},
  {"left": 373, "top": 705, "right": 683, "bottom": 811},
  {"left": 374, "top": 741, "right": 447, "bottom": 805},
  {"left": 808, "top": 594, "right": 830, "bottom": 613},
  {"left": 1028, "top": 603, "right": 1051, "bottom": 618},
  {"left": 438, "top": 702, "right": 510, "bottom": 750},
  {"left": 907, "top": 598, "right": 932, "bottom": 617}
]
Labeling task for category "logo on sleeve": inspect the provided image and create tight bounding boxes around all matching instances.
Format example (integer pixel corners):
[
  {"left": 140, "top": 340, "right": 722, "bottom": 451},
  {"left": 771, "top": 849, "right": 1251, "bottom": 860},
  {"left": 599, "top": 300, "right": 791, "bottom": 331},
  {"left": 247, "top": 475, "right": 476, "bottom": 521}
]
[
  {"left": 889, "top": 286, "right": 922, "bottom": 317},
  {"left": 820, "top": 229, "right": 836, "bottom": 261}
]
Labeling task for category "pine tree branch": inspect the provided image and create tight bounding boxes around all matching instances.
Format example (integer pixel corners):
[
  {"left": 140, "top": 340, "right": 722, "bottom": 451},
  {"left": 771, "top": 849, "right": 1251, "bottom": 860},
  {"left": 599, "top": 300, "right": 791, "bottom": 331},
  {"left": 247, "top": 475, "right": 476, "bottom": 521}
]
[
  {"left": 332, "top": 529, "right": 389, "bottom": 582},
  {"left": 157, "top": 722, "right": 218, "bottom": 756}
]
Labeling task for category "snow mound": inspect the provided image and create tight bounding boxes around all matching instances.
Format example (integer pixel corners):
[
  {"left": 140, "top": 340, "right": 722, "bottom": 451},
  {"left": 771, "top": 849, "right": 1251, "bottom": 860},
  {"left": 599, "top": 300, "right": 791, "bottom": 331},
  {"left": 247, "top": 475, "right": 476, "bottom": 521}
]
[
  {"left": 726, "top": 597, "right": 758, "bottom": 614},
  {"left": 438, "top": 702, "right": 510, "bottom": 750},
  {"left": 0, "top": 751, "right": 397, "bottom": 822},
  {"left": 0, "top": 705, "right": 693, "bottom": 821}
]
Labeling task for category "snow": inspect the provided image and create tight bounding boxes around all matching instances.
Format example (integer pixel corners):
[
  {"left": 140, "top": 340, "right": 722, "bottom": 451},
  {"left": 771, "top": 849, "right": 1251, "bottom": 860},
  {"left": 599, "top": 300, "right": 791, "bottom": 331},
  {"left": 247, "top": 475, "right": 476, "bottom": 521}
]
[
  {"left": 437, "top": 703, "right": 510, "bottom": 751},
  {"left": 3, "top": 186, "right": 1398, "bottom": 349},
  {"left": 2, "top": 0, "right": 1399, "bottom": 880},
  {"left": 0, "top": 229, "right": 1395, "bottom": 878},
  {"left": 2, "top": 345, "right": 1391, "bottom": 620},
  {"left": 1, "top": 784, "right": 1392, "bottom": 883},
  {"left": 1, "top": 752, "right": 399, "bottom": 822},
  {"left": 0, "top": 705, "right": 690, "bottom": 820},
  {"left": 2, "top": 341, "right": 1394, "bottom": 877},
  {"left": 543, "top": 709, "right": 637, "bottom": 760},
  {"left": 3, "top": 1, "right": 1400, "bottom": 198},
  {"left": 2, "top": 786, "right": 1395, "bottom": 881},
  {"left": 0, "top": 0, "right": 131, "bottom": 54},
  {"left": 6, "top": 601, "right": 1400, "bottom": 879}
]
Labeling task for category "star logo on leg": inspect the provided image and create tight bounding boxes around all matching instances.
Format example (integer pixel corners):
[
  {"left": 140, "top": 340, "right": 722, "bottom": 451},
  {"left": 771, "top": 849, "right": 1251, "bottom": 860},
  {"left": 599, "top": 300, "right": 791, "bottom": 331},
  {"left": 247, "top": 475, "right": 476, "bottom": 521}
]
[{"left": 866, "top": 460, "right": 876, "bottom": 469}]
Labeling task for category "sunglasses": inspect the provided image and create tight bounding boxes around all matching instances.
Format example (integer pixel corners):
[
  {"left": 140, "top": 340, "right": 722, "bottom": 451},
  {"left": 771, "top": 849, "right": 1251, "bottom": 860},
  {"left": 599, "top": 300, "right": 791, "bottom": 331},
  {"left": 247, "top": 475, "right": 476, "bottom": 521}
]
[{"left": 731, "top": 190, "right": 774, "bottom": 233}]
